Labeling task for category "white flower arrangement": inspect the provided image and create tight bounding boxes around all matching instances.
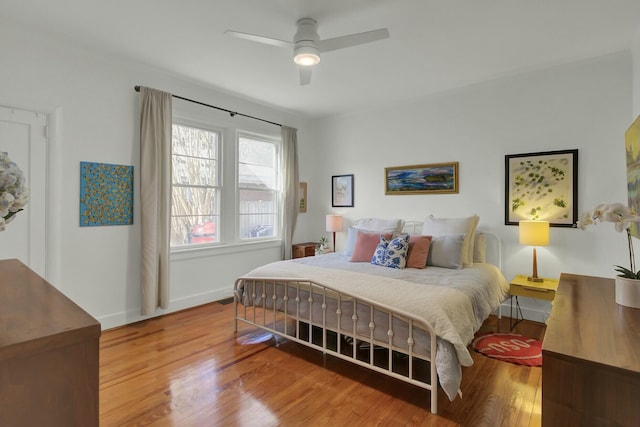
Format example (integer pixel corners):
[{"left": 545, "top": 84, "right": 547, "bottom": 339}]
[
  {"left": 316, "top": 236, "right": 329, "bottom": 254},
  {"left": 0, "top": 152, "right": 29, "bottom": 232},
  {"left": 577, "top": 202, "right": 640, "bottom": 278}
]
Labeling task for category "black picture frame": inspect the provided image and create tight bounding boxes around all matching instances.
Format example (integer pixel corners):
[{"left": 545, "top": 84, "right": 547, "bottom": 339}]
[
  {"left": 505, "top": 149, "right": 578, "bottom": 227},
  {"left": 332, "top": 174, "right": 354, "bottom": 207}
]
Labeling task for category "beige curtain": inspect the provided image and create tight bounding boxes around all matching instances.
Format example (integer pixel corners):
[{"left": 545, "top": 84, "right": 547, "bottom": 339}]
[
  {"left": 281, "top": 126, "right": 299, "bottom": 259},
  {"left": 139, "top": 87, "right": 172, "bottom": 315}
]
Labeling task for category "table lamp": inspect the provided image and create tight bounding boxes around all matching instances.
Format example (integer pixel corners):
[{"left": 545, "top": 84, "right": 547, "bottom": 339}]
[
  {"left": 325, "top": 214, "right": 343, "bottom": 252},
  {"left": 519, "top": 220, "right": 550, "bottom": 283}
]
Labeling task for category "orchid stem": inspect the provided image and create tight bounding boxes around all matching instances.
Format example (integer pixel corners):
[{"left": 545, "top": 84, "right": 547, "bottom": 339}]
[{"left": 628, "top": 228, "right": 636, "bottom": 274}]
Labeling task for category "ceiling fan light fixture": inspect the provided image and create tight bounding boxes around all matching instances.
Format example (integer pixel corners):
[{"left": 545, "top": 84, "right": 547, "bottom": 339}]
[
  {"left": 293, "top": 44, "right": 320, "bottom": 66},
  {"left": 294, "top": 52, "right": 320, "bottom": 66}
]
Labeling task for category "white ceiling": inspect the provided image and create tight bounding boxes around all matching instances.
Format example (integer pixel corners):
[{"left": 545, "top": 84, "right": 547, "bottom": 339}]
[{"left": 2, "top": 0, "right": 640, "bottom": 118}]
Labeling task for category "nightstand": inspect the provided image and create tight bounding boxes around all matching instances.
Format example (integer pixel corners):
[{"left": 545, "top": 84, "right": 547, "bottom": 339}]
[
  {"left": 509, "top": 274, "right": 559, "bottom": 330},
  {"left": 292, "top": 242, "right": 318, "bottom": 259}
]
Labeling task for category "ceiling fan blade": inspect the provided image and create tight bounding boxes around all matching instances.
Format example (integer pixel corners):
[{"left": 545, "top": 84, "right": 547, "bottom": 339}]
[
  {"left": 318, "top": 28, "right": 389, "bottom": 53},
  {"left": 299, "top": 66, "right": 312, "bottom": 86},
  {"left": 224, "top": 30, "right": 293, "bottom": 48}
]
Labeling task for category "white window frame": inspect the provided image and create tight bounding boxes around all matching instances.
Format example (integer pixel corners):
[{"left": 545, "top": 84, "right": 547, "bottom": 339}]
[
  {"left": 170, "top": 120, "right": 222, "bottom": 250},
  {"left": 237, "top": 131, "right": 282, "bottom": 242},
  {"left": 169, "top": 108, "right": 283, "bottom": 258}
]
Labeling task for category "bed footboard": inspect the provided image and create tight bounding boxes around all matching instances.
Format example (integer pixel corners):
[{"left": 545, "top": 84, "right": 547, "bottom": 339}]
[{"left": 233, "top": 276, "right": 439, "bottom": 414}]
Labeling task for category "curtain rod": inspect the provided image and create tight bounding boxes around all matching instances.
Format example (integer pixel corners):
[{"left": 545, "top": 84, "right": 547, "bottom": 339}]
[{"left": 134, "top": 85, "right": 282, "bottom": 128}]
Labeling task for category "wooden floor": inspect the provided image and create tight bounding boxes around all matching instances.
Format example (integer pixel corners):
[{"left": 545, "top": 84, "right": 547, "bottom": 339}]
[{"left": 99, "top": 301, "right": 545, "bottom": 426}]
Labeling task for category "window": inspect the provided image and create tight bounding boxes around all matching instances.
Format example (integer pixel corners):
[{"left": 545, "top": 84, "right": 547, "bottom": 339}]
[
  {"left": 238, "top": 134, "right": 279, "bottom": 240},
  {"left": 170, "top": 119, "right": 281, "bottom": 250},
  {"left": 170, "top": 123, "right": 219, "bottom": 247}
]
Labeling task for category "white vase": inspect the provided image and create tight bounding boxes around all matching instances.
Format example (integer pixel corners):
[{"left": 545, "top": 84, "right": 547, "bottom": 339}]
[{"left": 614, "top": 276, "right": 640, "bottom": 309}]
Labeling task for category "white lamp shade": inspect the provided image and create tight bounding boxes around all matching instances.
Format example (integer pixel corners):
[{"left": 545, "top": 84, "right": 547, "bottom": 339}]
[
  {"left": 326, "top": 215, "right": 343, "bottom": 232},
  {"left": 519, "top": 220, "right": 550, "bottom": 246}
]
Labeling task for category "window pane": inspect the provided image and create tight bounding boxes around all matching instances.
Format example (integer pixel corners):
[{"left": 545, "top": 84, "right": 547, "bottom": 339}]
[
  {"left": 238, "top": 162, "right": 275, "bottom": 189},
  {"left": 238, "top": 137, "right": 276, "bottom": 189},
  {"left": 172, "top": 155, "right": 216, "bottom": 186},
  {"left": 239, "top": 189, "right": 277, "bottom": 239},
  {"left": 171, "top": 215, "right": 219, "bottom": 246},
  {"left": 172, "top": 187, "right": 217, "bottom": 216},
  {"left": 172, "top": 125, "right": 217, "bottom": 159},
  {"left": 171, "top": 186, "right": 218, "bottom": 246},
  {"left": 171, "top": 123, "right": 219, "bottom": 248}
]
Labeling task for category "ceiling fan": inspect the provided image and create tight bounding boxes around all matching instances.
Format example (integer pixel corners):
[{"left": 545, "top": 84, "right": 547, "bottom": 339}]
[{"left": 225, "top": 18, "right": 390, "bottom": 85}]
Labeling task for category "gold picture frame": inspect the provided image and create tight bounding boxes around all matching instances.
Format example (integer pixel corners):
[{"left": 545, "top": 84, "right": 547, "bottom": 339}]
[
  {"left": 299, "top": 182, "right": 307, "bottom": 213},
  {"left": 384, "top": 162, "right": 458, "bottom": 195}
]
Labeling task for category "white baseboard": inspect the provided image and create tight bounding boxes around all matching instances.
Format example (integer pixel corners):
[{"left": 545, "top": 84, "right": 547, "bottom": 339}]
[{"left": 97, "top": 288, "right": 233, "bottom": 330}]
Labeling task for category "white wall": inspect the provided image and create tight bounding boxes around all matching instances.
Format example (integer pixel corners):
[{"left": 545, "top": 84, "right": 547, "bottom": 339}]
[
  {"left": 0, "top": 21, "right": 310, "bottom": 329},
  {"left": 307, "top": 52, "right": 634, "bottom": 321}
]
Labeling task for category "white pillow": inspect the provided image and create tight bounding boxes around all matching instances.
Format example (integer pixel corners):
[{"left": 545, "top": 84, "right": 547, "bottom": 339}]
[
  {"left": 427, "top": 234, "right": 465, "bottom": 269},
  {"left": 353, "top": 218, "right": 405, "bottom": 233},
  {"left": 343, "top": 226, "right": 359, "bottom": 258},
  {"left": 421, "top": 215, "right": 479, "bottom": 268},
  {"left": 473, "top": 232, "right": 487, "bottom": 263}
]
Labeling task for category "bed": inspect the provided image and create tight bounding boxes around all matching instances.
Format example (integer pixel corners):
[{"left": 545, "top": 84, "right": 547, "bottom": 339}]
[{"left": 233, "top": 218, "right": 509, "bottom": 414}]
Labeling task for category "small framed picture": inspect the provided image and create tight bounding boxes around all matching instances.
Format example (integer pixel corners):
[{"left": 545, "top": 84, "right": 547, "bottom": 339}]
[
  {"left": 299, "top": 182, "right": 307, "bottom": 213},
  {"left": 332, "top": 174, "right": 354, "bottom": 207}
]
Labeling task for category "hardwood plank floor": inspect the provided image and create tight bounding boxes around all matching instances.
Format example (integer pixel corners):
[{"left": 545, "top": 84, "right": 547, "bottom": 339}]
[{"left": 100, "top": 301, "right": 545, "bottom": 426}]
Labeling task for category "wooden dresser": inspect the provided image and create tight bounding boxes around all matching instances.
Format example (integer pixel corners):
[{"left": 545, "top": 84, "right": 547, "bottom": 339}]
[
  {"left": 542, "top": 273, "right": 640, "bottom": 426},
  {"left": 0, "top": 259, "right": 101, "bottom": 426}
]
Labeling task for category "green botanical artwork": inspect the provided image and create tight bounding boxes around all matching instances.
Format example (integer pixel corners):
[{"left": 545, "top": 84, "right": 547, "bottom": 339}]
[
  {"left": 80, "top": 162, "right": 134, "bottom": 226},
  {"left": 506, "top": 150, "right": 577, "bottom": 226},
  {"left": 626, "top": 115, "right": 640, "bottom": 238}
]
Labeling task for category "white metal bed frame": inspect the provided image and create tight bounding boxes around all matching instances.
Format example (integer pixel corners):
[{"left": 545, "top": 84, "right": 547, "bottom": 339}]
[
  {"left": 233, "top": 277, "right": 440, "bottom": 412},
  {"left": 232, "top": 227, "right": 502, "bottom": 415}
]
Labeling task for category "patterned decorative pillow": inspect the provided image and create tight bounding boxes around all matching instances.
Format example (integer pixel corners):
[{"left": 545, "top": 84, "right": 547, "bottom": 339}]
[{"left": 371, "top": 233, "right": 410, "bottom": 269}]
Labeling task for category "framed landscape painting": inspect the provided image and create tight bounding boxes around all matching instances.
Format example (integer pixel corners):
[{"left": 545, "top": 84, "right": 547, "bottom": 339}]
[
  {"left": 505, "top": 149, "right": 578, "bottom": 227},
  {"left": 385, "top": 162, "right": 458, "bottom": 195}
]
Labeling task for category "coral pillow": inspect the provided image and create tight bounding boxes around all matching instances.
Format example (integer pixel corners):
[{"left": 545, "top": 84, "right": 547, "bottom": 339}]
[
  {"left": 406, "top": 235, "right": 432, "bottom": 269},
  {"left": 350, "top": 230, "right": 392, "bottom": 262}
]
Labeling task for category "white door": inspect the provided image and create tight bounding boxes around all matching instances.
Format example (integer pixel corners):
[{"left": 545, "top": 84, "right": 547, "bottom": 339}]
[{"left": 0, "top": 106, "right": 47, "bottom": 276}]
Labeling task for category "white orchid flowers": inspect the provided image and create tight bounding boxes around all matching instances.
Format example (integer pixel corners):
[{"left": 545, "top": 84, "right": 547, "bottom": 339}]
[
  {"left": 577, "top": 203, "right": 640, "bottom": 232},
  {"left": 0, "top": 152, "right": 29, "bottom": 232},
  {"left": 577, "top": 202, "right": 640, "bottom": 279}
]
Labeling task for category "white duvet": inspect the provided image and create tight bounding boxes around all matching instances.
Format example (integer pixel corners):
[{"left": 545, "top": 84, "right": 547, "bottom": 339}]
[{"left": 240, "top": 252, "right": 508, "bottom": 400}]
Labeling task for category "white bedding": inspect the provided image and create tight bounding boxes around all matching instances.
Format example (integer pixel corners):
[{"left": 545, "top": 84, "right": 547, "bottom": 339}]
[{"left": 240, "top": 252, "right": 509, "bottom": 400}]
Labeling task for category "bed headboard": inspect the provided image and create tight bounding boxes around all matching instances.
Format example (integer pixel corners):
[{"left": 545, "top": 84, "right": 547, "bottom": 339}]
[{"left": 401, "top": 221, "right": 502, "bottom": 269}]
